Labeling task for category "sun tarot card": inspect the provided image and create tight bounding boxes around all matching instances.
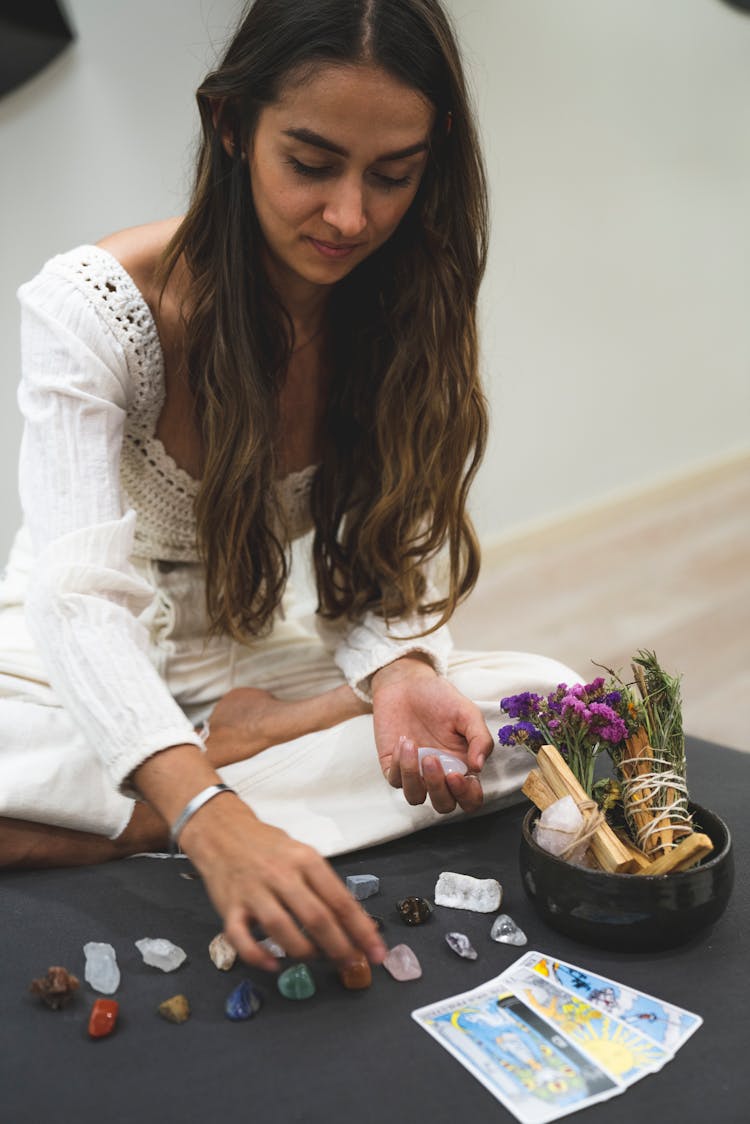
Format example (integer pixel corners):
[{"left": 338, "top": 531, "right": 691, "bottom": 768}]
[
  {"left": 412, "top": 978, "right": 622, "bottom": 1124},
  {"left": 499, "top": 962, "right": 671, "bottom": 1085},
  {"left": 514, "top": 952, "right": 702, "bottom": 1053}
]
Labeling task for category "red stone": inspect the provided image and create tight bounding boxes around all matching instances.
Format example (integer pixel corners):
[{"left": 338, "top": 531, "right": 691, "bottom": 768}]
[{"left": 88, "top": 998, "right": 119, "bottom": 1038}]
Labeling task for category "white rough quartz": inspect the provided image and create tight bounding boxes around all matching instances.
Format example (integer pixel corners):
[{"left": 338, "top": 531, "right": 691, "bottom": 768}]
[
  {"left": 434, "top": 871, "right": 502, "bottom": 913},
  {"left": 83, "top": 942, "right": 120, "bottom": 994},
  {"left": 209, "top": 933, "right": 237, "bottom": 971},
  {"left": 534, "top": 795, "right": 588, "bottom": 862},
  {"left": 135, "top": 938, "right": 187, "bottom": 972},
  {"left": 417, "top": 748, "right": 468, "bottom": 777}
]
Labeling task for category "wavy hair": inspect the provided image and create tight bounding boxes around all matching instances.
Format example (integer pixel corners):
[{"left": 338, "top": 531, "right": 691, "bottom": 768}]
[{"left": 161, "top": 0, "right": 489, "bottom": 639}]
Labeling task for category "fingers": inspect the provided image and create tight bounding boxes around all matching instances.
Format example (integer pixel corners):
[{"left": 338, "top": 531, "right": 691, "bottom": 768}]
[
  {"left": 398, "top": 738, "right": 428, "bottom": 805},
  {"left": 461, "top": 710, "right": 494, "bottom": 772},
  {"left": 446, "top": 770, "right": 484, "bottom": 813},
  {"left": 224, "top": 859, "right": 387, "bottom": 971}
]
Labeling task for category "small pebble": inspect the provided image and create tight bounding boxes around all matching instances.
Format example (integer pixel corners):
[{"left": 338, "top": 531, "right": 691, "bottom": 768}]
[
  {"left": 383, "top": 944, "right": 422, "bottom": 981},
  {"left": 135, "top": 938, "right": 187, "bottom": 972},
  {"left": 29, "top": 966, "right": 80, "bottom": 1010},
  {"left": 277, "top": 964, "right": 316, "bottom": 1000},
  {"left": 346, "top": 874, "right": 380, "bottom": 900},
  {"left": 445, "top": 932, "right": 478, "bottom": 960},
  {"left": 209, "top": 933, "right": 237, "bottom": 971},
  {"left": 88, "top": 998, "right": 119, "bottom": 1038},
  {"left": 397, "top": 896, "right": 432, "bottom": 925},
  {"left": 338, "top": 953, "right": 372, "bottom": 990},
  {"left": 490, "top": 914, "right": 528, "bottom": 946},
  {"left": 158, "top": 994, "right": 191, "bottom": 1024},
  {"left": 225, "top": 980, "right": 263, "bottom": 1021}
]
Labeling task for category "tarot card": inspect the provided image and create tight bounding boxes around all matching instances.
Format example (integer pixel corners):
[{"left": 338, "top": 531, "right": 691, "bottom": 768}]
[
  {"left": 499, "top": 962, "right": 671, "bottom": 1085},
  {"left": 514, "top": 952, "right": 702, "bottom": 1052},
  {"left": 413, "top": 978, "right": 622, "bottom": 1124}
]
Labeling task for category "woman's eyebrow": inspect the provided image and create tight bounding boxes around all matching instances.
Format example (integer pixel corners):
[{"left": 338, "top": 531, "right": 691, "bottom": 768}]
[{"left": 282, "top": 127, "right": 429, "bottom": 162}]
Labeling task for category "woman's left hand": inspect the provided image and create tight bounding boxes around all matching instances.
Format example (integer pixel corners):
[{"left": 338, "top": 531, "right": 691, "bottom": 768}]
[{"left": 371, "top": 656, "right": 492, "bottom": 815}]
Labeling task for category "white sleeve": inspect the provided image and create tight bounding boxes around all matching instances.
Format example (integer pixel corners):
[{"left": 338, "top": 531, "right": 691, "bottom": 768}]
[
  {"left": 315, "top": 585, "right": 454, "bottom": 704},
  {"left": 17, "top": 267, "right": 203, "bottom": 793}
]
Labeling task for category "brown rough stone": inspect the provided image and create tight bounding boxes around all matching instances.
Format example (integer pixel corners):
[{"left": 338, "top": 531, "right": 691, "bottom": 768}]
[{"left": 29, "top": 966, "right": 80, "bottom": 1009}]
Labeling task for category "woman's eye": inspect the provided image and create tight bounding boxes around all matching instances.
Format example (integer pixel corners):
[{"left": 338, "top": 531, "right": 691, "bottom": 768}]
[
  {"left": 287, "top": 157, "right": 332, "bottom": 179},
  {"left": 372, "top": 172, "right": 413, "bottom": 191}
]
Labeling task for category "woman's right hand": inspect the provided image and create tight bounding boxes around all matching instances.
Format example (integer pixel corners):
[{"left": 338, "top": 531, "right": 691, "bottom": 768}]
[
  {"left": 179, "top": 790, "right": 387, "bottom": 971},
  {"left": 131, "top": 743, "right": 386, "bottom": 971}
]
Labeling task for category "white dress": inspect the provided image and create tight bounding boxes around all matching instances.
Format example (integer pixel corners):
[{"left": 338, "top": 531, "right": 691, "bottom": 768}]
[{"left": 0, "top": 246, "right": 578, "bottom": 856}]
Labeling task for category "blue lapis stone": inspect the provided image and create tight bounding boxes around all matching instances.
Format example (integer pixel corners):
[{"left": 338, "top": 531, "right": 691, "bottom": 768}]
[{"left": 224, "top": 979, "right": 263, "bottom": 1021}]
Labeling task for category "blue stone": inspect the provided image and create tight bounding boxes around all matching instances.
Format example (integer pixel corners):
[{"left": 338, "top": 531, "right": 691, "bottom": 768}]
[
  {"left": 224, "top": 979, "right": 263, "bottom": 1021},
  {"left": 346, "top": 874, "right": 380, "bottom": 901}
]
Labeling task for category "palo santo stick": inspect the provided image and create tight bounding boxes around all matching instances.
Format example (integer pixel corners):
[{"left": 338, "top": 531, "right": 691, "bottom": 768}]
[
  {"left": 636, "top": 832, "right": 713, "bottom": 877},
  {"left": 613, "top": 829, "right": 652, "bottom": 872},
  {"left": 536, "top": 744, "right": 638, "bottom": 873},
  {"left": 522, "top": 768, "right": 557, "bottom": 811}
]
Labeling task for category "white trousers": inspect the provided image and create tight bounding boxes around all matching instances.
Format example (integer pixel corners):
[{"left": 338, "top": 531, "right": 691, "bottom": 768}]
[{"left": 0, "top": 542, "right": 579, "bottom": 856}]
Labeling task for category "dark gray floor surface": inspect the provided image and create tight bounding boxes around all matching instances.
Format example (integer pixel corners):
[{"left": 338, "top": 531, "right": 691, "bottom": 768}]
[{"left": 2, "top": 737, "right": 747, "bottom": 1124}]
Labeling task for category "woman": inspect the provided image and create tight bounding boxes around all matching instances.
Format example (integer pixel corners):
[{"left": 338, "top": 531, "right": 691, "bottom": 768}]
[{"left": 0, "top": 0, "right": 576, "bottom": 970}]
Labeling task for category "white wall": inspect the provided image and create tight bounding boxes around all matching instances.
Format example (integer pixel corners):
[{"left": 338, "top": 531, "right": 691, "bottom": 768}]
[
  {"left": 1, "top": 0, "right": 748, "bottom": 561},
  {"left": 451, "top": 0, "right": 750, "bottom": 539},
  {"left": 0, "top": 0, "right": 240, "bottom": 560}
]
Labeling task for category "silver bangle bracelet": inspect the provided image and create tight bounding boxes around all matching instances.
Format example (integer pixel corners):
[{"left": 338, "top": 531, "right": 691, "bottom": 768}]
[{"left": 169, "top": 783, "right": 234, "bottom": 851}]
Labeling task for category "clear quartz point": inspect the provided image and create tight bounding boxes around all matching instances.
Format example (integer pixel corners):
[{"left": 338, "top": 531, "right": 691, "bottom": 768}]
[
  {"left": 135, "top": 938, "right": 187, "bottom": 971},
  {"left": 83, "top": 942, "right": 120, "bottom": 994},
  {"left": 490, "top": 914, "right": 528, "bottom": 946},
  {"left": 445, "top": 932, "right": 478, "bottom": 960}
]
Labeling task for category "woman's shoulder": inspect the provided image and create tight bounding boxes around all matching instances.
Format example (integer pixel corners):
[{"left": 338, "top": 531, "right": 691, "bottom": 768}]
[
  {"left": 19, "top": 219, "right": 185, "bottom": 364},
  {"left": 95, "top": 216, "right": 183, "bottom": 311}
]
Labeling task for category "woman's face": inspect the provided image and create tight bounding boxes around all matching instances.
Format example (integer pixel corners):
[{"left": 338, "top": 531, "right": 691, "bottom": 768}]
[{"left": 246, "top": 63, "right": 435, "bottom": 302}]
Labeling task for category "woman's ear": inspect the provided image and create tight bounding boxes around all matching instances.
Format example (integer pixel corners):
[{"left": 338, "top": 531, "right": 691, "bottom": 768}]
[{"left": 209, "top": 96, "right": 240, "bottom": 159}]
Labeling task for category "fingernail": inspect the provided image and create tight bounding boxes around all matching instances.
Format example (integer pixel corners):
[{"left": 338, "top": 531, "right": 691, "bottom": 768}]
[{"left": 476, "top": 753, "right": 486, "bottom": 769}]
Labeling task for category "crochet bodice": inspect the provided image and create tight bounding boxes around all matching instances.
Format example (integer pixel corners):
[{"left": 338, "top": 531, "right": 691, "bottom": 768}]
[{"left": 50, "top": 246, "right": 315, "bottom": 562}]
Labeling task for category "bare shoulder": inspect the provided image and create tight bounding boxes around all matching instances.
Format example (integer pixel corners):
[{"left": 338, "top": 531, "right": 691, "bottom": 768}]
[{"left": 96, "top": 217, "right": 183, "bottom": 307}]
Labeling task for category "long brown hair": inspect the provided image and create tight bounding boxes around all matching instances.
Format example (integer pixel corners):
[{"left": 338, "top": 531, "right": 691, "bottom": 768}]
[{"left": 161, "top": 0, "right": 489, "bottom": 639}]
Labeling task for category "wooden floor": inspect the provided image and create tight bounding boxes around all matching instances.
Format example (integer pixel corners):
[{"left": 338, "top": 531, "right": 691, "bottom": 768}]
[{"left": 451, "top": 455, "right": 750, "bottom": 753}]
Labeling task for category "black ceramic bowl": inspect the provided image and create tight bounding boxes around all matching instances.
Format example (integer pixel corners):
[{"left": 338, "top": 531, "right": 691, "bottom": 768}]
[{"left": 520, "top": 803, "right": 733, "bottom": 951}]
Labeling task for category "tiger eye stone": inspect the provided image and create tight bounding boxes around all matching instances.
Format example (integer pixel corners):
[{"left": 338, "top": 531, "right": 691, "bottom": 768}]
[
  {"left": 88, "top": 998, "right": 119, "bottom": 1038},
  {"left": 338, "top": 954, "right": 372, "bottom": 990},
  {"left": 397, "top": 896, "right": 432, "bottom": 925}
]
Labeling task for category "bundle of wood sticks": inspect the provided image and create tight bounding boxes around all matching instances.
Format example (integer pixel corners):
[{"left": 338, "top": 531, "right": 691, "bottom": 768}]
[{"left": 523, "top": 744, "right": 713, "bottom": 876}]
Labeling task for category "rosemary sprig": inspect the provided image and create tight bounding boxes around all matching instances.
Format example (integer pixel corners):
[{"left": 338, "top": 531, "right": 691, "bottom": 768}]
[{"left": 632, "top": 649, "right": 686, "bottom": 777}]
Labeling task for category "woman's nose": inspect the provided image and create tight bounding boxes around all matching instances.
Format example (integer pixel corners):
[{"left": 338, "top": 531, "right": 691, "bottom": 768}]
[{"left": 322, "top": 178, "right": 367, "bottom": 238}]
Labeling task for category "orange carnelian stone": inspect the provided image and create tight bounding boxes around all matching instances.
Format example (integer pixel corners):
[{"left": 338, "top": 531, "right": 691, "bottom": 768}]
[
  {"left": 338, "top": 953, "right": 372, "bottom": 990},
  {"left": 88, "top": 998, "right": 119, "bottom": 1038}
]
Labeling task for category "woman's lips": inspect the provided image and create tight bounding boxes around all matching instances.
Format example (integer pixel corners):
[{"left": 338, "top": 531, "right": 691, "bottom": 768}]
[{"left": 306, "top": 237, "right": 363, "bottom": 259}]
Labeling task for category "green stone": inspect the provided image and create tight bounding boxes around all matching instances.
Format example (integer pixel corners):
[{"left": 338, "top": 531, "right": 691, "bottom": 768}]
[{"left": 277, "top": 964, "right": 315, "bottom": 1000}]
